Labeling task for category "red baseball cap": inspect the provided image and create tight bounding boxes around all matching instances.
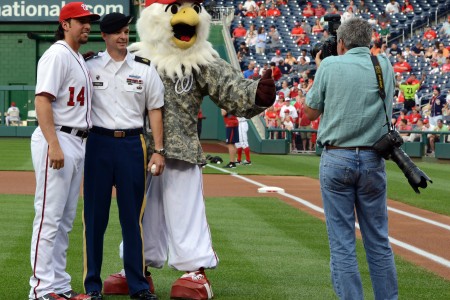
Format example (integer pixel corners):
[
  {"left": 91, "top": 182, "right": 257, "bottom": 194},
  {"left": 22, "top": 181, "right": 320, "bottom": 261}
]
[
  {"left": 59, "top": 2, "right": 100, "bottom": 22},
  {"left": 276, "top": 49, "right": 281, "bottom": 55},
  {"left": 278, "top": 91, "right": 285, "bottom": 97},
  {"left": 293, "top": 82, "right": 299, "bottom": 86},
  {"left": 146, "top": 0, "right": 203, "bottom": 6}
]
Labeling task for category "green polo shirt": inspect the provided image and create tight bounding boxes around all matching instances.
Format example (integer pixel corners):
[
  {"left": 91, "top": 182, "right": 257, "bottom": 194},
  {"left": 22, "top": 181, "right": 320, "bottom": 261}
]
[{"left": 306, "top": 47, "right": 395, "bottom": 147}]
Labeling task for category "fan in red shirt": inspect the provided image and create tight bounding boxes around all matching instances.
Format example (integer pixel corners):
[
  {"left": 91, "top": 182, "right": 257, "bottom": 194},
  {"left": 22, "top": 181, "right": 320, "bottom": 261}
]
[
  {"left": 266, "top": 4, "right": 281, "bottom": 17},
  {"left": 302, "top": 2, "right": 315, "bottom": 17},
  {"left": 291, "top": 21, "right": 305, "bottom": 38},
  {"left": 289, "top": 82, "right": 300, "bottom": 98},
  {"left": 232, "top": 23, "right": 247, "bottom": 38},
  {"left": 393, "top": 55, "right": 412, "bottom": 73},
  {"left": 314, "top": 3, "right": 326, "bottom": 17},
  {"left": 270, "top": 62, "right": 282, "bottom": 81},
  {"left": 295, "top": 33, "right": 310, "bottom": 46},
  {"left": 406, "top": 107, "right": 422, "bottom": 125},
  {"left": 423, "top": 26, "right": 437, "bottom": 40}
]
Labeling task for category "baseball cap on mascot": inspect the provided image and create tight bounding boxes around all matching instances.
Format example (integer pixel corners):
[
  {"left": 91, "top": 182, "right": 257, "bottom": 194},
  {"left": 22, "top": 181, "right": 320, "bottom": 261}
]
[
  {"left": 145, "top": 0, "right": 203, "bottom": 6},
  {"left": 59, "top": 2, "right": 100, "bottom": 22}
]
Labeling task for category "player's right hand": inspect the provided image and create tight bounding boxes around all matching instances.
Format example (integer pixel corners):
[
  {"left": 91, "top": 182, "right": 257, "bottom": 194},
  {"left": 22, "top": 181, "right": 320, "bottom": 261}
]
[{"left": 48, "top": 144, "right": 64, "bottom": 170}]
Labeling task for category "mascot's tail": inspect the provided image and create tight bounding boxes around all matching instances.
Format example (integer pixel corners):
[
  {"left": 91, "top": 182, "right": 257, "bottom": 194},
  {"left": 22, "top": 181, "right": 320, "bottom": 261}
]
[{"left": 128, "top": 42, "right": 144, "bottom": 54}]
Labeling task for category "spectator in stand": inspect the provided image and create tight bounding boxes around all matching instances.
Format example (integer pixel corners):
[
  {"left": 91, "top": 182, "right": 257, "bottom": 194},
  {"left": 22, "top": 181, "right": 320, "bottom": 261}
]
[
  {"left": 408, "top": 118, "right": 425, "bottom": 142},
  {"left": 371, "top": 28, "right": 380, "bottom": 44},
  {"left": 312, "top": 18, "right": 324, "bottom": 34},
  {"left": 243, "top": 0, "right": 257, "bottom": 12},
  {"left": 301, "top": 19, "right": 312, "bottom": 34},
  {"left": 310, "top": 116, "right": 320, "bottom": 151},
  {"left": 255, "top": 26, "right": 267, "bottom": 54},
  {"left": 298, "top": 49, "right": 311, "bottom": 63},
  {"left": 290, "top": 82, "right": 300, "bottom": 98},
  {"left": 314, "top": 3, "right": 326, "bottom": 17},
  {"left": 245, "top": 5, "right": 258, "bottom": 18},
  {"left": 407, "top": 106, "right": 422, "bottom": 125},
  {"left": 401, "top": 0, "right": 414, "bottom": 13},
  {"left": 243, "top": 60, "right": 256, "bottom": 78},
  {"left": 291, "top": 21, "right": 305, "bottom": 38},
  {"left": 388, "top": 43, "right": 402, "bottom": 57},
  {"left": 395, "top": 109, "right": 408, "bottom": 127},
  {"left": 296, "top": 95, "right": 312, "bottom": 151},
  {"left": 295, "top": 32, "right": 310, "bottom": 46},
  {"left": 270, "top": 62, "right": 282, "bottom": 81},
  {"left": 428, "top": 119, "right": 449, "bottom": 156},
  {"left": 279, "top": 97, "right": 298, "bottom": 124},
  {"left": 439, "top": 15, "right": 450, "bottom": 37},
  {"left": 428, "top": 86, "right": 446, "bottom": 126},
  {"left": 235, "top": 3, "right": 246, "bottom": 17},
  {"left": 296, "top": 57, "right": 310, "bottom": 76},
  {"left": 346, "top": 0, "right": 357, "bottom": 13},
  {"left": 259, "top": 62, "right": 270, "bottom": 76},
  {"left": 393, "top": 55, "right": 412, "bottom": 73},
  {"left": 249, "top": 66, "right": 261, "bottom": 80},
  {"left": 258, "top": 3, "right": 267, "bottom": 17},
  {"left": 320, "top": 29, "right": 330, "bottom": 42},
  {"left": 378, "top": 11, "right": 390, "bottom": 25},
  {"left": 424, "top": 46, "right": 435, "bottom": 60},
  {"left": 270, "top": 49, "right": 284, "bottom": 65},
  {"left": 411, "top": 41, "right": 425, "bottom": 57},
  {"left": 326, "top": 2, "right": 336, "bottom": 14},
  {"left": 278, "top": 60, "right": 292, "bottom": 75},
  {"left": 265, "top": 106, "right": 279, "bottom": 139},
  {"left": 232, "top": 22, "right": 247, "bottom": 39},
  {"left": 284, "top": 51, "right": 297, "bottom": 66},
  {"left": 423, "top": 26, "right": 437, "bottom": 41},
  {"left": 442, "top": 57, "right": 450, "bottom": 73},
  {"left": 268, "top": 25, "right": 281, "bottom": 50},
  {"left": 358, "top": 0, "right": 369, "bottom": 14},
  {"left": 237, "top": 42, "right": 249, "bottom": 69},
  {"left": 402, "top": 45, "right": 411, "bottom": 58},
  {"left": 436, "top": 50, "right": 446, "bottom": 66},
  {"left": 370, "top": 40, "right": 382, "bottom": 56},
  {"left": 302, "top": 2, "right": 315, "bottom": 18},
  {"left": 399, "top": 76, "right": 425, "bottom": 112},
  {"left": 244, "top": 24, "right": 258, "bottom": 47},
  {"left": 368, "top": 14, "right": 378, "bottom": 26},
  {"left": 379, "top": 22, "right": 390, "bottom": 44},
  {"left": 385, "top": 0, "right": 400, "bottom": 14},
  {"left": 380, "top": 44, "right": 389, "bottom": 56},
  {"left": 398, "top": 119, "right": 412, "bottom": 142},
  {"left": 438, "top": 42, "right": 449, "bottom": 57},
  {"left": 266, "top": 3, "right": 281, "bottom": 17},
  {"left": 279, "top": 80, "right": 291, "bottom": 96}
]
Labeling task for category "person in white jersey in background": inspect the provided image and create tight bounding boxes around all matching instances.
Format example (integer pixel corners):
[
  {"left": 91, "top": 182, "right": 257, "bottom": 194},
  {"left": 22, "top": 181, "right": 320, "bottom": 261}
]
[
  {"left": 235, "top": 117, "right": 252, "bottom": 165},
  {"left": 28, "top": 2, "right": 99, "bottom": 300}
]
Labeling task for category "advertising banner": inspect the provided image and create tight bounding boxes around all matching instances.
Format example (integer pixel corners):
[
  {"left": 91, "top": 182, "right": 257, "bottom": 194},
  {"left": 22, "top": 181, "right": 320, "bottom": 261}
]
[{"left": 0, "top": 0, "right": 130, "bottom": 22}]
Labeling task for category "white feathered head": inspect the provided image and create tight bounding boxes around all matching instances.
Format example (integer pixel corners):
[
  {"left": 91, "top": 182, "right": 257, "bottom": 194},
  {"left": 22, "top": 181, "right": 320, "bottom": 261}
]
[{"left": 133, "top": 0, "right": 218, "bottom": 80}]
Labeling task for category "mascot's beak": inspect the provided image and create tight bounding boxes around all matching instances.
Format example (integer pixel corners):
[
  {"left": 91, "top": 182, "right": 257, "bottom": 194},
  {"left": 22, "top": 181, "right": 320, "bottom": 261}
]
[{"left": 170, "top": 6, "right": 199, "bottom": 49}]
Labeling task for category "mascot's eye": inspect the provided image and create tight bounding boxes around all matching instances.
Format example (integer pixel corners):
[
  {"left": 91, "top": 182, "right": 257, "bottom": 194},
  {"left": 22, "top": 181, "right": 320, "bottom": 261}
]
[
  {"left": 192, "top": 3, "right": 202, "bottom": 14},
  {"left": 166, "top": 3, "right": 180, "bottom": 14}
]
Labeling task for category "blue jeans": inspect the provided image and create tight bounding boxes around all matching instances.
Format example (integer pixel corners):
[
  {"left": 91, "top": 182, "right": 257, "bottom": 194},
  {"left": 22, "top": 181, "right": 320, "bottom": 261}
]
[{"left": 320, "top": 148, "right": 398, "bottom": 300}]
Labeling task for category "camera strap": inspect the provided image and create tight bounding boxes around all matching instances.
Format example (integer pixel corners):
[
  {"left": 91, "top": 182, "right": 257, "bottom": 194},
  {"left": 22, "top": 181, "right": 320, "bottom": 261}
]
[{"left": 370, "top": 55, "right": 392, "bottom": 132}]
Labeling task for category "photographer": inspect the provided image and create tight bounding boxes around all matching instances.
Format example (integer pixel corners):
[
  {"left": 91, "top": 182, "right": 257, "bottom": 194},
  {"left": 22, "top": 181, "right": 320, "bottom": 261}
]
[{"left": 305, "top": 18, "right": 398, "bottom": 300}]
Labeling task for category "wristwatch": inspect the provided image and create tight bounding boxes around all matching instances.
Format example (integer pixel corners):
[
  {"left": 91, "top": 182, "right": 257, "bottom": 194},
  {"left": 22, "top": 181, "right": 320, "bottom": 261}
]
[{"left": 154, "top": 148, "right": 167, "bottom": 156}]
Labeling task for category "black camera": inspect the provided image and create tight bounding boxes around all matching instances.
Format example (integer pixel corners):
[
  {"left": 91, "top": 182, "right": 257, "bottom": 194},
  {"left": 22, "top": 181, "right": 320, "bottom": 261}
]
[
  {"left": 373, "top": 130, "right": 432, "bottom": 194},
  {"left": 310, "top": 14, "right": 341, "bottom": 59}
]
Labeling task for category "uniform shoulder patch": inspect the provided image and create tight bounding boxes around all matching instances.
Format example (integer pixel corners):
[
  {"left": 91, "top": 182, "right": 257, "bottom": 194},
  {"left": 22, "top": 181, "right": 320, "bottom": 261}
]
[
  {"left": 135, "top": 56, "right": 151, "bottom": 66},
  {"left": 83, "top": 51, "right": 99, "bottom": 61}
]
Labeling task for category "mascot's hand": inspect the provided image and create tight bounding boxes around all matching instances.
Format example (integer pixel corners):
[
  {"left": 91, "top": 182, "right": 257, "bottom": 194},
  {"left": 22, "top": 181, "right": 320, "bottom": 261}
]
[{"left": 255, "top": 69, "right": 276, "bottom": 107}]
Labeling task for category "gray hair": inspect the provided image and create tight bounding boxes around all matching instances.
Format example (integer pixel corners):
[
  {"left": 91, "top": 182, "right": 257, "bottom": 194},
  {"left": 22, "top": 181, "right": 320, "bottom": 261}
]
[{"left": 336, "top": 18, "right": 372, "bottom": 49}]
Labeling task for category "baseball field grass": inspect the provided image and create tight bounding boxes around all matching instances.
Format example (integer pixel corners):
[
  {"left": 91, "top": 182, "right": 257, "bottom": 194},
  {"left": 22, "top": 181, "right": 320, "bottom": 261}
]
[{"left": 1, "top": 137, "right": 450, "bottom": 299}]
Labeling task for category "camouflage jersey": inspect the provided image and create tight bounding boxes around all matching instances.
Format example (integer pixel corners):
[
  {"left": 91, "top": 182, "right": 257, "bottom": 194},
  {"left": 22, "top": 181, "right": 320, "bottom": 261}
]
[{"left": 153, "top": 57, "right": 266, "bottom": 164}]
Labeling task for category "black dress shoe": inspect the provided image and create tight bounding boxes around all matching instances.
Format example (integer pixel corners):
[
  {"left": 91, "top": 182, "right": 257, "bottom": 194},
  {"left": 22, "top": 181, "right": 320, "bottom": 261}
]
[{"left": 130, "top": 289, "right": 158, "bottom": 300}]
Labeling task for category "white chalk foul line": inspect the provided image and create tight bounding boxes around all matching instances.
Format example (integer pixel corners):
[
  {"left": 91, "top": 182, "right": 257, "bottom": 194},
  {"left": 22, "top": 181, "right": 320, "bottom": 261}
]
[{"left": 206, "top": 164, "right": 450, "bottom": 269}]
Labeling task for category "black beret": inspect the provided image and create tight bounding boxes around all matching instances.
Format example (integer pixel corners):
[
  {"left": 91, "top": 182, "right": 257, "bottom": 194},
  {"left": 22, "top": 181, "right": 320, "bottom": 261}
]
[{"left": 100, "top": 12, "right": 133, "bottom": 34}]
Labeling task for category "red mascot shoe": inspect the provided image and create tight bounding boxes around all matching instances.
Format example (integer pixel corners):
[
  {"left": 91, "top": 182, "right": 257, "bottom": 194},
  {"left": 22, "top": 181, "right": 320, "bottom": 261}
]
[
  {"left": 170, "top": 269, "right": 213, "bottom": 300},
  {"left": 103, "top": 269, "right": 155, "bottom": 295}
]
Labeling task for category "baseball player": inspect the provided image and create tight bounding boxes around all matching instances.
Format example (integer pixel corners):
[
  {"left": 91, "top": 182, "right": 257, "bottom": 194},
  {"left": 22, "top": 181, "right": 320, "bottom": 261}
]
[
  {"left": 221, "top": 109, "right": 240, "bottom": 168},
  {"left": 5, "top": 102, "right": 21, "bottom": 126},
  {"left": 235, "top": 117, "right": 252, "bottom": 165},
  {"left": 29, "top": 2, "right": 99, "bottom": 300},
  {"left": 82, "top": 13, "right": 164, "bottom": 300}
]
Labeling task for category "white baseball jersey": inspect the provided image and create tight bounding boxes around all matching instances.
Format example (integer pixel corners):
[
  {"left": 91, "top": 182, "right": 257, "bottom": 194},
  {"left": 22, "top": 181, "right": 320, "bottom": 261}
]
[
  {"left": 279, "top": 104, "right": 298, "bottom": 119},
  {"left": 87, "top": 51, "right": 164, "bottom": 129},
  {"left": 35, "top": 40, "right": 92, "bottom": 130}
]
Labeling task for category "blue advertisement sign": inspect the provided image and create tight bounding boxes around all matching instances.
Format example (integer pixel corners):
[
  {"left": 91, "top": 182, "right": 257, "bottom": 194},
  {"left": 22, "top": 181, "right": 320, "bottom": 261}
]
[{"left": 0, "top": 0, "right": 131, "bottom": 22}]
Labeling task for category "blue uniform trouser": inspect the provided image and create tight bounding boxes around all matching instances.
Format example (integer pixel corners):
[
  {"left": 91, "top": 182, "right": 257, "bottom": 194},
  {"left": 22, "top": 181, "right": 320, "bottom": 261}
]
[{"left": 83, "top": 131, "right": 148, "bottom": 295}]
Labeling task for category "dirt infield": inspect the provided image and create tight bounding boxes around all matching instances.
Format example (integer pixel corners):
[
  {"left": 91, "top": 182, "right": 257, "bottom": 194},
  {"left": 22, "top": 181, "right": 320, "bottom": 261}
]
[{"left": 2, "top": 157, "right": 450, "bottom": 281}]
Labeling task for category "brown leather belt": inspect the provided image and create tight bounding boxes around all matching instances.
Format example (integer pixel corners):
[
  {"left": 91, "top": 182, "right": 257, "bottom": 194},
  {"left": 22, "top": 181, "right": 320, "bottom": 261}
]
[{"left": 326, "top": 145, "right": 374, "bottom": 150}]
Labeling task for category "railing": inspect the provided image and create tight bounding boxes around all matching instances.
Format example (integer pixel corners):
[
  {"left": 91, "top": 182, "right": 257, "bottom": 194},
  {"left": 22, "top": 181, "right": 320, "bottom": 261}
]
[{"left": 208, "top": 6, "right": 234, "bottom": 23}]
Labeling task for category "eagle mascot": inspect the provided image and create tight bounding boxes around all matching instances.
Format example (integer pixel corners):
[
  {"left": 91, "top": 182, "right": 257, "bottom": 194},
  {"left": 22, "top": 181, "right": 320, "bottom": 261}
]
[{"left": 102, "top": 0, "right": 275, "bottom": 299}]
